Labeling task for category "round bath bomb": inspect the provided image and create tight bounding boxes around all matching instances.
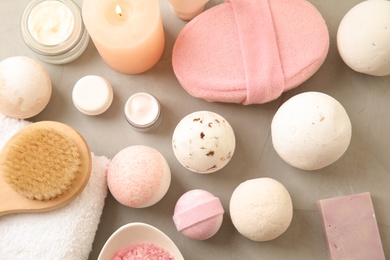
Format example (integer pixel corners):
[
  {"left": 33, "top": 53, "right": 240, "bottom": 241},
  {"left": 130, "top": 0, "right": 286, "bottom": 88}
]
[
  {"left": 172, "top": 111, "right": 235, "bottom": 174},
  {"left": 107, "top": 145, "right": 171, "bottom": 208},
  {"left": 337, "top": 0, "right": 390, "bottom": 76},
  {"left": 271, "top": 92, "right": 352, "bottom": 171},
  {"left": 173, "top": 189, "right": 224, "bottom": 240},
  {"left": 0, "top": 56, "right": 52, "bottom": 118},
  {"left": 229, "top": 178, "right": 293, "bottom": 241}
]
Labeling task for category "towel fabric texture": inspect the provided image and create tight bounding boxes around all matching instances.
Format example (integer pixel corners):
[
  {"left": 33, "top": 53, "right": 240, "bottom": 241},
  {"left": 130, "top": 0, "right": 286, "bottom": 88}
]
[
  {"left": 172, "top": 0, "right": 329, "bottom": 105},
  {"left": 0, "top": 114, "right": 110, "bottom": 260}
]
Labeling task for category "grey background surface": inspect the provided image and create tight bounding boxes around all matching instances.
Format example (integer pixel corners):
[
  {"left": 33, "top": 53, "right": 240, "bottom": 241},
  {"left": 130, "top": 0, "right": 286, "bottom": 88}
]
[{"left": 1, "top": 0, "right": 389, "bottom": 259}]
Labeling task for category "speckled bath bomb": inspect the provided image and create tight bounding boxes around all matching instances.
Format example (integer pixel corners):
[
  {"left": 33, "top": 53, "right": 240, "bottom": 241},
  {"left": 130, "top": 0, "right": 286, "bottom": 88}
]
[
  {"left": 173, "top": 189, "right": 224, "bottom": 240},
  {"left": 172, "top": 111, "right": 235, "bottom": 174},
  {"left": 0, "top": 56, "right": 52, "bottom": 118},
  {"left": 337, "top": 0, "right": 390, "bottom": 76},
  {"left": 107, "top": 145, "right": 171, "bottom": 208},
  {"left": 230, "top": 178, "right": 293, "bottom": 241},
  {"left": 271, "top": 92, "right": 352, "bottom": 171}
]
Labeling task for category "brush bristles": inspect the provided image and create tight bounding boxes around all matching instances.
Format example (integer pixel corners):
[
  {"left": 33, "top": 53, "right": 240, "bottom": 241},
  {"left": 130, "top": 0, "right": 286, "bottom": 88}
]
[{"left": 2, "top": 127, "right": 81, "bottom": 201}]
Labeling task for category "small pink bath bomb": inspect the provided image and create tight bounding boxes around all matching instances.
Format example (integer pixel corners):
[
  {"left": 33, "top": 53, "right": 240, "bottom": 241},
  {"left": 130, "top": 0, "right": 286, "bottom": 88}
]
[
  {"left": 173, "top": 189, "right": 224, "bottom": 240},
  {"left": 107, "top": 145, "right": 171, "bottom": 208}
]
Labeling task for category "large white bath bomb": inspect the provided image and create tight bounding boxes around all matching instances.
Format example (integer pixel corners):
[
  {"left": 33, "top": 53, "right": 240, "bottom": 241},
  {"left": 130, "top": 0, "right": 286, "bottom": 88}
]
[
  {"left": 337, "top": 0, "right": 390, "bottom": 76},
  {"left": 271, "top": 92, "right": 352, "bottom": 171},
  {"left": 0, "top": 56, "right": 52, "bottom": 118},
  {"left": 230, "top": 178, "right": 293, "bottom": 241},
  {"left": 172, "top": 111, "right": 235, "bottom": 174}
]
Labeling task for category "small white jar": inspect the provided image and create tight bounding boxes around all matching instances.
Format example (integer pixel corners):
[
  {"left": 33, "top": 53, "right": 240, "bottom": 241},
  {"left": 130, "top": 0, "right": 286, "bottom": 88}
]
[
  {"left": 72, "top": 75, "right": 113, "bottom": 116},
  {"left": 20, "top": 0, "right": 89, "bottom": 64},
  {"left": 124, "top": 92, "right": 162, "bottom": 132}
]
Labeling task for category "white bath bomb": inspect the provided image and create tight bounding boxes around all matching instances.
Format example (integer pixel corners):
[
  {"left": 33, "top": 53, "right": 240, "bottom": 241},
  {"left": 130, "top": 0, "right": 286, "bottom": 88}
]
[
  {"left": 271, "top": 92, "right": 352, "bottom": 171},
  {"left": 0, "top": 56, "right": 52, "bottom": 118},
  {"left": 172, "top": 111, "right": 235, "bottom": 174},
  {"left": 230, "top": 178, "right": 293, "bottom": 241},
  {"left": 337, "top": 0, "right": 390, "bottom": 76}
]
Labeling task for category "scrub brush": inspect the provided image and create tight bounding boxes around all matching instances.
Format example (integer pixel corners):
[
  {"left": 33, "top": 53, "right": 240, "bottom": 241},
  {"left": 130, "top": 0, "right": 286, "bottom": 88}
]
[{"left": 0, "top": 121, "right": 92, "bottom": 216}]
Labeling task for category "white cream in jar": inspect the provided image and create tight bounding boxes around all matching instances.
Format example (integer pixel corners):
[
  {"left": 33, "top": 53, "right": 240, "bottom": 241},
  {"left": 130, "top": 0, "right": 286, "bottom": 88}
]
[
  {"left": 21, "top": 0, "right": 89, "bottom": 64},
  {"left": 28, "top": 1, "right": 74, "bottom": 46},
  {"left": 124, "top": 92, "right": 162, "bottom": 132}
]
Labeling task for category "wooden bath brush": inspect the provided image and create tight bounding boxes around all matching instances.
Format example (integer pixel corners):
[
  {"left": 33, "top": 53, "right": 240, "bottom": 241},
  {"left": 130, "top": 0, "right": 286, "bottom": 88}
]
[{"left": 0, "top": 121, "right": 92, "bottom": 216}]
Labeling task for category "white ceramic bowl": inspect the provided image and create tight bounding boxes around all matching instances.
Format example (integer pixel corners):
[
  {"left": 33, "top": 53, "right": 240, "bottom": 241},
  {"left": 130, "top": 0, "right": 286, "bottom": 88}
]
[{"left": 98, "top": 222, "right": 184, "bottom": 260}]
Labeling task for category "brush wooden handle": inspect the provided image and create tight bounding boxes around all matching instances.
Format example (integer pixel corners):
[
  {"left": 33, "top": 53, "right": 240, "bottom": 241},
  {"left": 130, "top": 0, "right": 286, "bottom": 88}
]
[{"left": 0, "top": 121, "right": 92, "bottom": 216}]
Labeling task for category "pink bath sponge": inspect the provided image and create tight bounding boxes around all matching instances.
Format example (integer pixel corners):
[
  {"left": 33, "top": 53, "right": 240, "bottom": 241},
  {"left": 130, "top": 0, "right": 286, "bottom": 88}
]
[
  {"left": 173, "top": 0, "right": 329, "bottom": 105},
  {"left": 173, "top": 189, "right": 224, "bottom": 240},
  {"left": 107, "top": 145, "right": 171, "bottom": 208}
]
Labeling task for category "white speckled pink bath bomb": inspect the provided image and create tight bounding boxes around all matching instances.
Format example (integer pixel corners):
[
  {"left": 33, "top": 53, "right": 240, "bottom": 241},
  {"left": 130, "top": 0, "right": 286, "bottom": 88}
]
[
  {"left": 172, "top": 111, "right": 235, "bottom": 174},
  {"left": 107, "top": 145, "right": 171, "bottom": 208},
  {"left": 271, "top": 92, "right": 352, "bottom": 170},
  {"left": 0, "top": 56, "right": 52, "bottom": 119},
  {"left": 230, "top": 178, "right": 293, "bottom": 241},
  {"left": 173, "top": 189, "right": 224, "bottom": 240}
]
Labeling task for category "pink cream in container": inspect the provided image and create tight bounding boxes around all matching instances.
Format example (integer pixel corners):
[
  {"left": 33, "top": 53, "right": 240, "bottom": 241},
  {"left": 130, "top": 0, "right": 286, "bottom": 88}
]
[{"left": 124, "top": 92, "right": 162, "bottom": 132}]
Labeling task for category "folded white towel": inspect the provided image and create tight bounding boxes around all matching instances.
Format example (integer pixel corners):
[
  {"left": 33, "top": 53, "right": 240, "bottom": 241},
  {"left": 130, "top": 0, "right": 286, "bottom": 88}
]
[{"left": 0, "top": 114, "right": 110, "bottom": 260}]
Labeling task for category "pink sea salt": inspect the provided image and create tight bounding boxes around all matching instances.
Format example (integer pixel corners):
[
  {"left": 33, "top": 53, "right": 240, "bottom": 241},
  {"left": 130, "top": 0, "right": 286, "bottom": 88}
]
[{"left": 112, "top": 242, "right": 174, "bottom": 260}]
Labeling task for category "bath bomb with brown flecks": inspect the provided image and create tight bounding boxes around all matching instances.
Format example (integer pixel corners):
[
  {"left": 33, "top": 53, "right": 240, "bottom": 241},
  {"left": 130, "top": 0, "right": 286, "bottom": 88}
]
[
  {"left": 172, "top": 111, "right": 235, "bottom": 174},
  {"left": 229, "top": 178, "right": 293, "bottom": 241},
  {"left": 271, "top": 92, "right": 352, "bottom": 171},
  {"left": 107, "top": 145, "right": 171, "bottom": 208},
  {"left": 0, "top": 56, "right": 52, "bottom": 119}
]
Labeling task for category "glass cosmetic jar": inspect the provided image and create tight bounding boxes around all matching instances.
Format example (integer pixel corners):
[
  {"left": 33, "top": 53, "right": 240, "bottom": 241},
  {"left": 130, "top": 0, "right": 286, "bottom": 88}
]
[
  {"left": 20, "top": 0, "right": 89, "bottom": 64},
  {"left": 124, "top": 92, "right": 162, "bottom": 132}
]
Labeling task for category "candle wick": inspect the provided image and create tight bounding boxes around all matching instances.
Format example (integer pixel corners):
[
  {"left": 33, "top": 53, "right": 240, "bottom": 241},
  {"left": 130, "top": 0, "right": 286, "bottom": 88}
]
[{"left": 115, "top": 4, "right": 126, "bottom": 20}]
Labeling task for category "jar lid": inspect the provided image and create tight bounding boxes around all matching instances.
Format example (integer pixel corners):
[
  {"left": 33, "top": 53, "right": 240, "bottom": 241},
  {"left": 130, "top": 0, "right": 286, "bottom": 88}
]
[{"left": 72, "top": 75, "right": 113, "bottom": 116}]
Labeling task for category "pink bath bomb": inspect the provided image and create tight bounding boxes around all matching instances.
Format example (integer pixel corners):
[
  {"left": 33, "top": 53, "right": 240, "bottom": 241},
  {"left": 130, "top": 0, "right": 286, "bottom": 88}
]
[
  {"left": 173, "top": 189, "right": 224, "bottom": 240},
  {"left": 107, "top": 145, "right": 171, "bottom": 208}
]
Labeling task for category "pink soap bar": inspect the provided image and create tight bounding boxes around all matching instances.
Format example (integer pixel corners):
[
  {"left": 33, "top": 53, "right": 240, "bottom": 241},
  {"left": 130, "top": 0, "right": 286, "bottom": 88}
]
[{"left": 318, "top": 192, "right": 385, "bottom": 260}]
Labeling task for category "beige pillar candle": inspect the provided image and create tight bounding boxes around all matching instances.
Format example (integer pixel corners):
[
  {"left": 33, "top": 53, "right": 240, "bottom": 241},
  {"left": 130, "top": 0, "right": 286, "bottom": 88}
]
[{"left": 82, "top": 0, "right": 165, "bottom": 74}]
